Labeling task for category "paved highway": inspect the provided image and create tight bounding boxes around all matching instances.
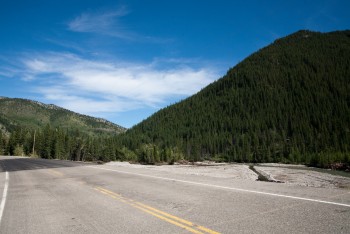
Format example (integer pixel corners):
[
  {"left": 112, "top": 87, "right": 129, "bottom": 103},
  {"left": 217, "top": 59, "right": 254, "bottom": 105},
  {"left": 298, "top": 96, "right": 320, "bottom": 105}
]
[{"left": 0, "top": 156, "right": 349, "bottom": 233}]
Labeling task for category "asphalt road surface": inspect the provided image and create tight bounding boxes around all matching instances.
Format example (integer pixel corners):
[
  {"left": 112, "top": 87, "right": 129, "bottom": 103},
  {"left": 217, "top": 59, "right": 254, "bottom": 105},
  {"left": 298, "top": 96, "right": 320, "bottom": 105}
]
[{"left": 0, "top": 156, "right": 349, "bottom": 234}]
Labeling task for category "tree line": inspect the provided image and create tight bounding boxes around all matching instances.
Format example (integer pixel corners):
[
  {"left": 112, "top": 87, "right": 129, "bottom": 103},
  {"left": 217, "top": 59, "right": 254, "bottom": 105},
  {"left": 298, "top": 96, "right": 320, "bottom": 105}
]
[
  {"left": 116, "top": 30, "right": 350, "bottom": 169},
  {"left": 1, "top": 30, "right": 350, "bottom": 170},
  {"left": 0, "top": 125, "right": 184, "bottom": 164}
]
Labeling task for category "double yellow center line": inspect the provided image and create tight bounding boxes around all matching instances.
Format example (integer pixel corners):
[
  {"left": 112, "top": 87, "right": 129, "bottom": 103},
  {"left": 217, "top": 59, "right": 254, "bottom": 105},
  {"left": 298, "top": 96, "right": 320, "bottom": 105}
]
[
  {"left": 45, "top": 169, "right": 220, "bottom": 233},
  {"left": 95, "top": 187, "right": 220, "bottom": 234}
]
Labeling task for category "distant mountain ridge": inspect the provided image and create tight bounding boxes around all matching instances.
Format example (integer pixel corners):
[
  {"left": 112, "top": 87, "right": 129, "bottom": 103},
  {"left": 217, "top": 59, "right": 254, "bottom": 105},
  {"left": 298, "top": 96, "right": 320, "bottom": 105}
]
[
  {"left": 119, "top": 30, "right": 350, "bottom": 166},
  {"left": 0, "top": 97, "right": 126, "bottom": 136}
]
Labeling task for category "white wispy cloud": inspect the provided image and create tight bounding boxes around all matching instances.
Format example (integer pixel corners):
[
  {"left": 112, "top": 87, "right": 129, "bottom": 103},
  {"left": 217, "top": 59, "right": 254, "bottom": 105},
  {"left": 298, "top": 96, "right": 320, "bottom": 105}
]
[
  {"left": 0, "top": 55, "right": 29, "bottom": 79},
  {"left": 68, "top": 7, "right": 141, "bottom": 40},
  {"left": 20, "top": 52, "right": 218, "bottom": 116},
  {"left": 67, "top": 7, "right": 171, "bottom": 43},
  {"left": 0, "top": 67, "right": 18, "bottom": 78},
  {"left": 68, "top": 6, "right": 133, "bottom": 39}
]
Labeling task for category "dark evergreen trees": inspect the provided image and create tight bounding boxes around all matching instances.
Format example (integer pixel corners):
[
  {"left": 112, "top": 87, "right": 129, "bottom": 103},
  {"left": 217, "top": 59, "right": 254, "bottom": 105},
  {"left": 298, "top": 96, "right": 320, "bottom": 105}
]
[
  {"left": 0, "top": 131, "right": 5, "bottom": 155},
  {"left": 118, "top": 30, "right": 350, "bottom": 167},
  {"left": 1, "top": 30, "right": 350, "bottom": 169}
]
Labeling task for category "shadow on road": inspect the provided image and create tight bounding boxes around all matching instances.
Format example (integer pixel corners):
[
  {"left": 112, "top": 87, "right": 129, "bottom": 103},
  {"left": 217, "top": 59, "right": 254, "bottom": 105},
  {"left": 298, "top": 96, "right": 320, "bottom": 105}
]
[{"left": 0, "top": 156, "right": 95, "bottom": 172}]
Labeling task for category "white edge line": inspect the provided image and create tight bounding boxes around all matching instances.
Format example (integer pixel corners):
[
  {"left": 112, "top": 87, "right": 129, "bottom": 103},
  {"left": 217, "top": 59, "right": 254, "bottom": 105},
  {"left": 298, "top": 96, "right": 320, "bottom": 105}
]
[
  {"left": 87, "top": 166, "right": 350, "bottom": 208},
  {"left": 0, "top": 171, "right": 9, "bottom": 226}
]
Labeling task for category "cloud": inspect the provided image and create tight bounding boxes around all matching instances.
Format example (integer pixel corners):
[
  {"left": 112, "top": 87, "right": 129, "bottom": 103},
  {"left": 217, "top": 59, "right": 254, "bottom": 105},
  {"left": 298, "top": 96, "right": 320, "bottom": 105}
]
[
  {"left": 0, "top": 67, "right": 18, "bottom": 78},
  {"left": 67, "top": 7, "right": 171, "bottom": 43},
  {"left": 0, "top": 55, "right": 31, "bottom": 79},
  {"left": 68, "top": 7, "right": 146, "bottom": 42},
  {"left": 35, "top": 86, "right": 139, "bottom": 115},
  {"left": 20, "top": 52, "right": 218, "bottom": 116},
  {"left": 68, "top": 6, "right": 133, "bottom": 39}
]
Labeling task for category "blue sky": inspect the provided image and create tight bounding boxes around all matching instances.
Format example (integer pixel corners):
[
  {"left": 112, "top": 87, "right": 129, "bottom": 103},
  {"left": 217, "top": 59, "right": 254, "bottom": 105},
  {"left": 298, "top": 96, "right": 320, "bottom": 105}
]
[{"left": 1, "top": 0, "right": 349, "bottom": 128}]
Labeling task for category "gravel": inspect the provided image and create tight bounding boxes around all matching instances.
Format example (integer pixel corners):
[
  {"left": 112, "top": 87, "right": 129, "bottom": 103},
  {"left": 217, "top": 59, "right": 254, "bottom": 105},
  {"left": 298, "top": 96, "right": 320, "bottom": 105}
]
[
  {"left": 255, "top": 165, "right": 350, "bottom": 189},
  {"left": 106, "top": 161, "right": 350, "bottom": 189}
]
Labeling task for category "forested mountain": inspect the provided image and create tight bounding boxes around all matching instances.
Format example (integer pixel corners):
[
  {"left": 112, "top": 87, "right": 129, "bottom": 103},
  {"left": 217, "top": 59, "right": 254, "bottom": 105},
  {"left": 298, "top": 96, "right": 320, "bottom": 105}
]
[
  {"left": 1, "top": 30, "right": 349, "bottom": 168},
  {"left": 0, "top": 97, "right": 127, "bottom": 161},
  {"left": 0, "top": 97, "right": 126, "bottom": 136},
  {"left": 118, "top": 30, "right": 350, "bottom": 167}
]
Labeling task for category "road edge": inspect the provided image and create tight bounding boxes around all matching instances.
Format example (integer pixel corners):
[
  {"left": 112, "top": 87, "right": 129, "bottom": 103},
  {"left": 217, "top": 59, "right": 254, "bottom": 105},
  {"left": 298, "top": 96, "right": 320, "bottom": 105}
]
[
  {"left": 0, "top": 171, "right": 9, "bottom": 226},
  {"left": 88, "top": 166, "right": 350, "bottom": 208}
]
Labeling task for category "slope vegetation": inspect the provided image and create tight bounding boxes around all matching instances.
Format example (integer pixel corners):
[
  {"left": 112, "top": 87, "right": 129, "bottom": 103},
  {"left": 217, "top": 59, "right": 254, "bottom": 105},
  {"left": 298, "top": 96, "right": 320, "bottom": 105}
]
[
  {"left": 0, "top": 97, "right": 126, "bottom": 136},
  {"left": 0, "top": 97, "right": 126, "bottom": 161},
  {"left": 119, "top": 30, "right": 350, "bottom": 167}
]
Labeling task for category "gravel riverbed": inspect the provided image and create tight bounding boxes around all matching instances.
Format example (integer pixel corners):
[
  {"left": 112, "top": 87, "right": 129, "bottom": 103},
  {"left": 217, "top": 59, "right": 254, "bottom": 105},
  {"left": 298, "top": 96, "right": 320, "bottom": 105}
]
[{"left": 106, "top": 161, "right": 350, "bottom": 189}]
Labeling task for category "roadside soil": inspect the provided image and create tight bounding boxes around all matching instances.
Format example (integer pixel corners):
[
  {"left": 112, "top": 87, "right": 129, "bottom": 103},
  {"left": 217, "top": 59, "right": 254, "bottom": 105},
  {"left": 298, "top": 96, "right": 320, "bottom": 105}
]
[
  {"left": 255, "top": 164, "right": 350, "bottom": 189},
  {"left": 106, "top": 161, "right": 350, "bottom": 189}
]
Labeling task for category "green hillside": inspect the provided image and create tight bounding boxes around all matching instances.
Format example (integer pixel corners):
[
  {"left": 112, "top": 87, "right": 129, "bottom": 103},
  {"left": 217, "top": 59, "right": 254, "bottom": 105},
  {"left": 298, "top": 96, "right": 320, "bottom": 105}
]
[
  {"left": 119, "top": 30, "right": 350, "bottom": 167},
  {"left": 0, "top": 97, "right": 126, "bottom": 136},
  {"left": 0, "top": 97, "right": 127, "bottom": 161}
]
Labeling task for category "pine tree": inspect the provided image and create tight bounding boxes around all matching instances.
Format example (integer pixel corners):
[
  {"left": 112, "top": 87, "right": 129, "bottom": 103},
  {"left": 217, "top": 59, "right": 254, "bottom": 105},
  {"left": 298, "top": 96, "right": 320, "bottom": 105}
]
[
  {"left": 0, "top": 131, "right": 5, "bottom": 155},
  {"left": 117, "top": 30, "right": 350, "bottom": 168}
]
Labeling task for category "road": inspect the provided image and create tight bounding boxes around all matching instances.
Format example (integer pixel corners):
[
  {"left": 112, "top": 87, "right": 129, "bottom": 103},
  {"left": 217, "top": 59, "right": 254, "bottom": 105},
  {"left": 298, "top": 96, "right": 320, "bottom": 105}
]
[{"left": 0, "top": 156, "right": 349, "bottom": 234}]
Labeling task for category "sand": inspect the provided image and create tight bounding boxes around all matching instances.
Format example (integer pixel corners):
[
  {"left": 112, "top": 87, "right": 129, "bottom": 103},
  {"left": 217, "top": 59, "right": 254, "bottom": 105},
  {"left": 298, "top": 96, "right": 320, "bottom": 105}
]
[{"left": 106, "top": 161, "right": 350, "bottom": 189}]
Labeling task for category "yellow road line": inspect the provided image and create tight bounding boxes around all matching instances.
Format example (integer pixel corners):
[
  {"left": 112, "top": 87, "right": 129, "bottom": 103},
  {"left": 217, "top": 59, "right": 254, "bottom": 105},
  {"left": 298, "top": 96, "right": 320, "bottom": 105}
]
[
  {"left": 47, "top": 169, "right": 64, "bottom": 177},
  {"left": 96, "top": 187, "right": 203, "bottom": 234},
  {"left": 98, "top": 187, "right": 122, "bottom": 197},
  {"left": 135, "top": 202, "right": 220, "bottom": 234},
  {"left": 131, "top": 204, "right": 204, "bottom": 234},
  {"left": 95, "top": 187, "right": 220, "bottom": 234}
]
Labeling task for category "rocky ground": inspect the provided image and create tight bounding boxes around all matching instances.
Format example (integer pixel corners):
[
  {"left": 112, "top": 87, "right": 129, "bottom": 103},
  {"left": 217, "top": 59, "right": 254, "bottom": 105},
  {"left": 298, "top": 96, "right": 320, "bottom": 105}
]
[
  {"left": 255, "top": 164, "right": 350, "bottom": 189},
  {"left": 106, "top": 161, "right": 350, "bottom": 189}
]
